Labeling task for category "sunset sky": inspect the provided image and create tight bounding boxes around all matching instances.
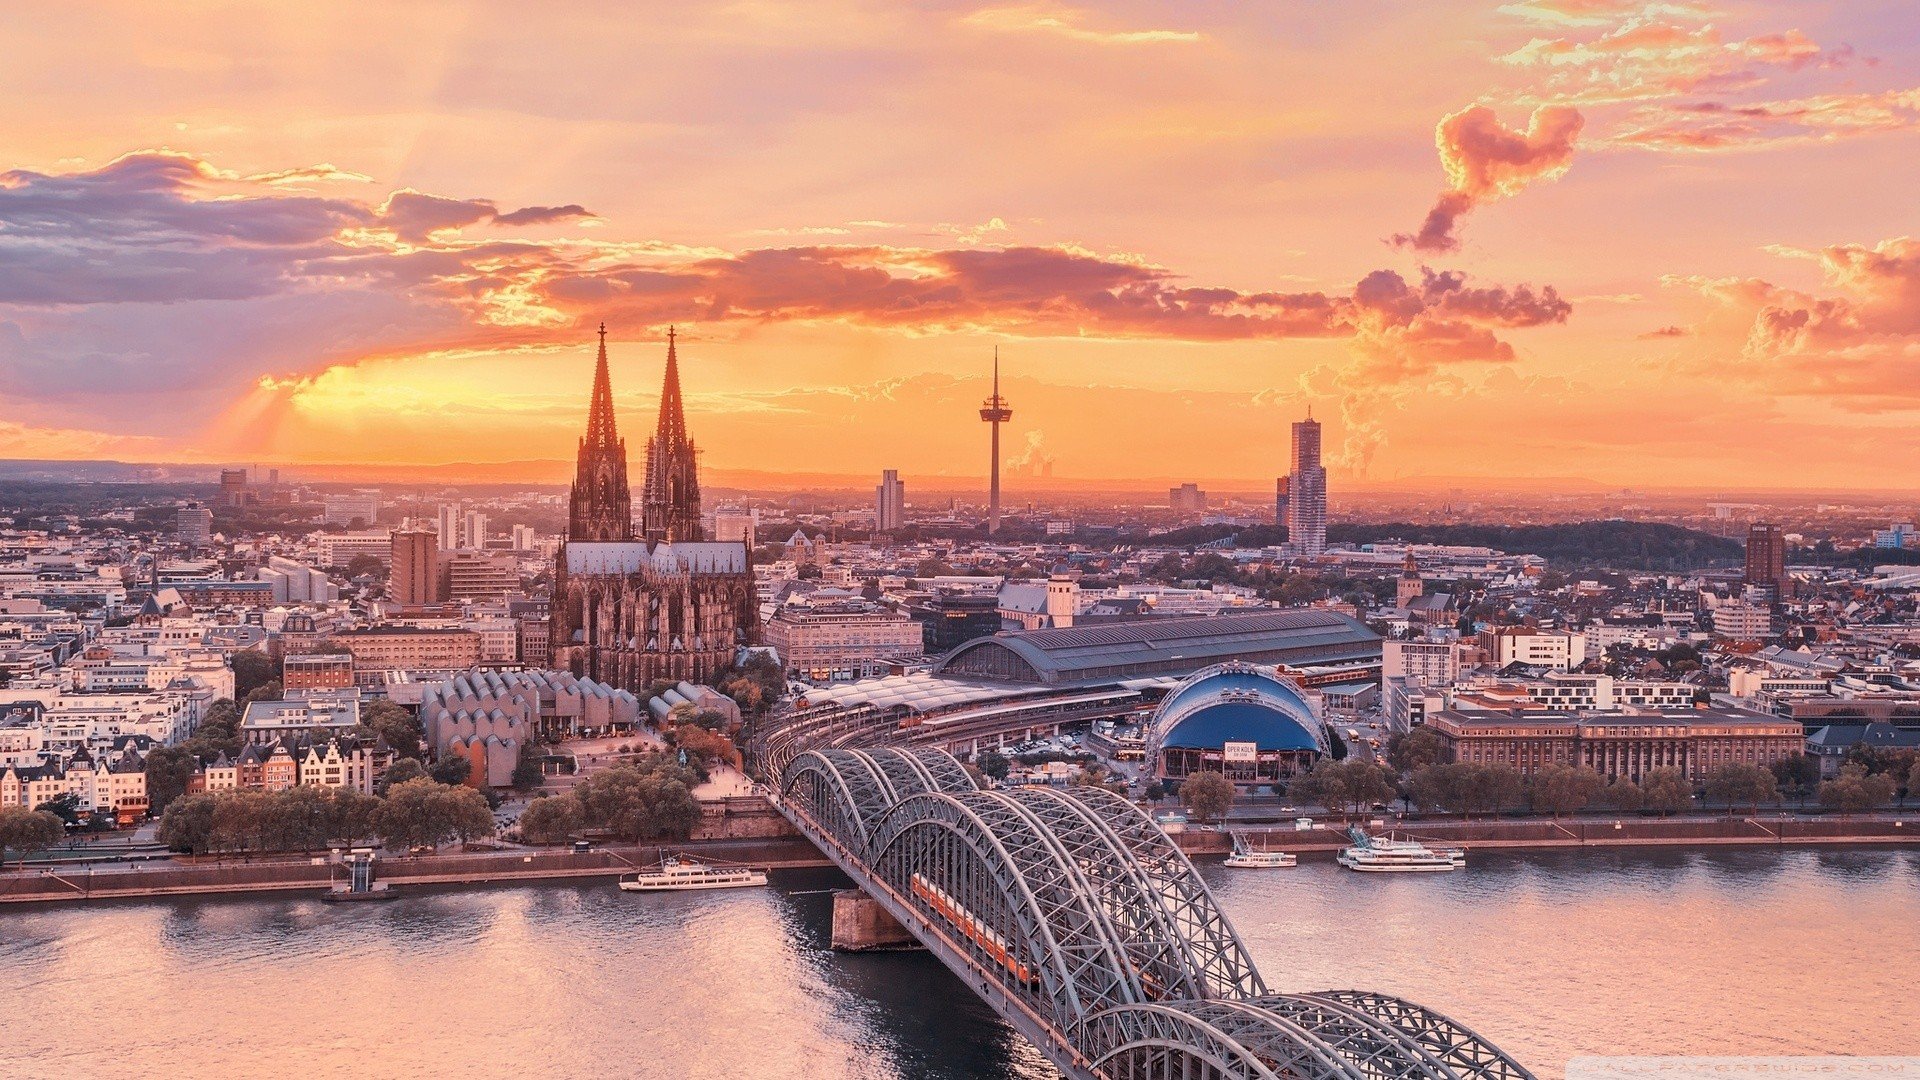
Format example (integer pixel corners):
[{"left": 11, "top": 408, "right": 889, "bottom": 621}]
[{"left": 2, "top": 1, "right": 1918, "bottom": 490}]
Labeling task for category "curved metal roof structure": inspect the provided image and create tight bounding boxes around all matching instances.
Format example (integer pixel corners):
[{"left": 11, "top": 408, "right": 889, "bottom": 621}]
[
  {"left": 935, "top": 609, "right": 1380, "bottom": 685},
  {"left": 1145, "top": 662, "right": 1332, "bottom": 759}
]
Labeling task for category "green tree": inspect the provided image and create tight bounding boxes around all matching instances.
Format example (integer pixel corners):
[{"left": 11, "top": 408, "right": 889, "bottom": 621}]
[
  {"left": 976, "top": 751, "right": 1011, "bottom": 783},
  {"left": 519, "top": 795, "right": 586, "bottom": 844},
  {"left": 1180, "top": 771, "right": 1235, "bottom": 825},
  {"left": 1387, "top": 727, "right": 1446, "bottom": 774},
  {"left": 35, "top": 791, "right": 83, "bottom": 825},
  {"left": 344, "top": 554, "right": 387, "bottom": 580},
  {"left": 379, "top": 757, "right": 428, "bottom": 793},
  {"left": 1478, "top": 764, "right": 1526, "bottom": 817},
  {"left": 157, "top": 793, "right": 221, "bottom": 854},
  {"left": 1844, "top": 745, "right": 1918, "bottom": 778},
  {"left": 0, "top": 807, "right": 66, "bottom": 867},
  {"left": 324, "top": 789, "right": 382, "bottom": 847},
  {"left": 511, "top": 744, "right": 547, "bottom": 791},
  {"left": 240, "top": 679, "right": 283, "bottom": 710},
  {"left": 1907, "top": 760, "right": 1920, "bottom": 809},
  {"left": 1604, "top": 776, "right": 1644, "bottom": 813},
  {"left": 230, "top": 650, "right": 276, "bottom": 700},
  {"left": 189, "top": 699, "right": 243, "bottom": 757},
  {"left": 1770, "top": 754, "right": 1821, "bottom": 809},
  {"left": 572, "top": 758, "right": 707, "bottom": 841},
  {"left": 259, "top": 786, "right": 334, "bottom": 852},
  {"left": 1819, "top": 763, "right": 1897, "bottom": 818},
  {"left": 668, "top": 725, "right": 738, "bottom": 775},
  {"left": 355, "top": 698, "right": 423, "bottom": 759},
  {"left": 1071, "top": 764, "right": 1128, "bottom": 794},
  {"left": 143, "top": 745, "right": 200, "bottom": 815},
  {"left": 1407, "top": 762, "right": 1474, "bottom": 817},
  {"left": 1703, "top": 763, "right": 1778, "bottom": 815},
  {"left": 1530, "top": 765, "right": 1606, "bottom": 818},
  {"left": 1293, "top": 758, "right": 1395, "bottom": 817},
  {"left": 211, "top": 790, "right": 268, "bottom": 856},
  {"left": 373, "top": 779, "right": 494, "bottom": 852},
  {"left": 1639, "top": 768, "right": 1694, "bottom": 817},
  {"left": 428, "top": 754, "right": 472, "bottom": 786}
]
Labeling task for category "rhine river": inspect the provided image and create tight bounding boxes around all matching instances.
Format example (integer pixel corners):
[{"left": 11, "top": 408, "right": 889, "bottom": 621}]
[{"left": 4, "top": 847, "right": 1915, "bottom": 1079}]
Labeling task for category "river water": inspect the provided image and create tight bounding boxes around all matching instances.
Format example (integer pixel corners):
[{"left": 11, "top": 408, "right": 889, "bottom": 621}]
[{"left": 3, "top": 847, "right": 1915, "bottom": 1079}]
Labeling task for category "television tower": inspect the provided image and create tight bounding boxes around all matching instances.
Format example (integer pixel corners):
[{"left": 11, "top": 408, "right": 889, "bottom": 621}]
[{"left": 979, "top": 348, "right": 1012, "bottom": 536}]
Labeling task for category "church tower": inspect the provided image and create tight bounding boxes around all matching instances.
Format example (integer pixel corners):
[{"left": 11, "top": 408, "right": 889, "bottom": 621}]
[
  {"left": 567, "top": 324, "right": 634, "bottom": 542},
  {"left": 1397, "top": 550, "right": 1424, "bottom": 609},
  {"left": 642, "top": 327, "right": 703, "bottom": 542}
]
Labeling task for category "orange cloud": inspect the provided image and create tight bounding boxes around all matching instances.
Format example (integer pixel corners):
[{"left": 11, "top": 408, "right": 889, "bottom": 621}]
[
  {"left": 0, "top": 150, "right": 1573, "bottom": 446},
  {"left": 1395, "top": 105, "right": 1584, "bottom": 252},
  {"left": 1612, "top": 89, "right": 1920, "bottom": 151},
  {"left": 1680, "top": 238, "right": 1920, "bottom": 409}
]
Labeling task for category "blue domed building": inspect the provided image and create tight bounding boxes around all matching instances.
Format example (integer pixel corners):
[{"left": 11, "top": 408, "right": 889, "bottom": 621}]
[{"left": 1146, "top": 662, "right": 1342, "bottom": 787}]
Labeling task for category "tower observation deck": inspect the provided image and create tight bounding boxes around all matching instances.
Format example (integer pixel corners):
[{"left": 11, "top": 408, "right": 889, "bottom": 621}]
[{"left": 980, "top": 349, "right": 1013, "bottom": 536}]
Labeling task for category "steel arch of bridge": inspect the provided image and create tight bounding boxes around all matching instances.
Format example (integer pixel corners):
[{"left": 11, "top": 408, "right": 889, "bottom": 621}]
[{"left": 776, "top": 746, "right": 1533, "bottom": 1080}]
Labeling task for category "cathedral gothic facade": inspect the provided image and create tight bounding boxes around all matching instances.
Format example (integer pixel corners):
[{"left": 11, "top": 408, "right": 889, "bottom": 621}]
[{"left": 549, "top": 327, "right": 758, "bottom": 691}]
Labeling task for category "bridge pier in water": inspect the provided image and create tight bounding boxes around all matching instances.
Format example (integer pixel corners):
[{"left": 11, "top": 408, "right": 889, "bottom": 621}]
[
  {"left": 769, "top": 742, "right": 1535, "bottom": 1079},
  {"left": 831, "top": 888, "right": 920, "bottom": 952}
]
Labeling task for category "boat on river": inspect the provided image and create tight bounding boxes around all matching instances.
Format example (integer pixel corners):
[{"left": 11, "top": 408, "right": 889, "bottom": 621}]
[
  {"left": 1223, "top": 831, "right": 1297, "bottom": 868},
  {"left": 619, "top": 855, "right": 768, "bottom": 892},
  {"left": 1336, "top": 827, "right": 1465, "bottom": 873}
]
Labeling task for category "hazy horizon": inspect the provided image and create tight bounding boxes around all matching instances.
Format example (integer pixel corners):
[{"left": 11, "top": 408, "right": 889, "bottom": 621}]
[{"left": 4, "top": 2, "right": 1919, "bottom": 491}]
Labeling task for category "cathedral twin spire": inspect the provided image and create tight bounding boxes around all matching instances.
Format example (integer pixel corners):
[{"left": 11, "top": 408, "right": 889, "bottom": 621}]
[
  {"left": 565, "top": 324, "right": 702, "bottom": 544},
  {"left": 642, "top": 327, "right": 703, "bottom": 542}
]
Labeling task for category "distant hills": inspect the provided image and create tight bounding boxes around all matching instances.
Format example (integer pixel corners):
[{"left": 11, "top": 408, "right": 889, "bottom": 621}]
[
  {"left": 0, "top": 457, "right": 1909, "bottom": 501},
  {"left": 1153, "top": 520, "right": 1745, "bottom": 571}
]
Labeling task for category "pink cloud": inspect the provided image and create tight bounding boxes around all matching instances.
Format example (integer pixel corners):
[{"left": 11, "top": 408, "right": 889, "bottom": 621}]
[
  {"left": 1682, "top": 238, "right": 1920, "bottom": 408},
  {"left": 0, "top": 150, "right": 1572, "bottom": 437},
  {"left": 1394, "top": 105, "right": 1584, "bottom": 252}
]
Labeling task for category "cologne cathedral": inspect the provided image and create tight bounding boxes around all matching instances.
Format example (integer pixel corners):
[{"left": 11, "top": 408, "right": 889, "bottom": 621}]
[{"left": 548, "top": 326, "right": 758, "bottom": 690}]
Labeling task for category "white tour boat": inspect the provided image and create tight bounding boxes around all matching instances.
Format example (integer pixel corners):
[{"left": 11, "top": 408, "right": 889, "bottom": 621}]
[
  {"left": 1336, "top": 827, "right": 1465, "bottom": 873},
  {"left": 619, "top": 855, "right": 769, "bottom": 892},
  {"left": 1223, "top": 832, "right": 1297, "bottom": 868}
]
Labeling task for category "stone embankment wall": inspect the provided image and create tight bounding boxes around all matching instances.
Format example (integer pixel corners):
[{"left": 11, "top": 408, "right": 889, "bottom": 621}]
[{"left": 1173, "top": 815, "right": 1919, "bottom": 855}]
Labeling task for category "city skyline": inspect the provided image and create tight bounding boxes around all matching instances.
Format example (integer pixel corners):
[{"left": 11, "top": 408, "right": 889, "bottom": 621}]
[{"left": 3, "top": 2, "right": 1919, "bottom": 490}]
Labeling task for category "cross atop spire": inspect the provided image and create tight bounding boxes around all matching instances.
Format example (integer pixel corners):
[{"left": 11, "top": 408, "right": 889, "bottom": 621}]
[
  {"left": 642, "top": 325, "right": 702, "bottom": 541},
  {"left": 569, "top": 320, "right": 634, "bottom": 541},
  {"left": 585, "top": 322, "right": 619, "bottom": 447},
  {"left": 656, "top": 325, "right": 687, "bottom": 445}
]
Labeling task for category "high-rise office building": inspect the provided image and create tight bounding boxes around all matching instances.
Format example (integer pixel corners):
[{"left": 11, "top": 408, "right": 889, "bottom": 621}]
[
  {"left": 436, "top": 504, "right": 461, "bottom": 551},
  {"left": 510, "top": 524, "right": 537, "bottom": 551},
  {"left": 1168, "top": 483, "right": 1207, "bottom": 514},
  {"left": 390, "top": 530, "right": 442, "bottom": 606},
  {"left": 175, "top": 502, "right": 213, "bottom": 545},
  {"left": 876, "top": 470, "right": 906, "bottom": 533},
  {"left": 1744, "top": 522, "right": 1788, "bottom": 598},
  {"left": 1285, "top": 414, "right": 1327, "bottom": 556},
  {"left": 464, "top": 509, "right": 488, "bottom": 548},
  {"left": 219, "top": 468, "right": 250, "bottom": 507},
  {"left": 323, "top": 493, "right": 381, "bottom": 527},
  {"left": 1274, "top": 476, "right": 1289, "bottom": 527},
  {"left": 713, "top": 507, "right": 756, "bottom": 547},
  {"left": 445, "top": 550, "right": 517, "bottom": 602}
]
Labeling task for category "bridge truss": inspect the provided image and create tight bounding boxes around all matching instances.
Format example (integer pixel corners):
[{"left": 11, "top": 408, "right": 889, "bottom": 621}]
[{"left": 777, "top": 746, "right": 1534, "bottom": 1080}]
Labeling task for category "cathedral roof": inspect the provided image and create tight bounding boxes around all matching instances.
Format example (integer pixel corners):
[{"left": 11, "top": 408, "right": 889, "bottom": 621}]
[{"left": 564, "top": 540, "right": 748, "bottom": 575}]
